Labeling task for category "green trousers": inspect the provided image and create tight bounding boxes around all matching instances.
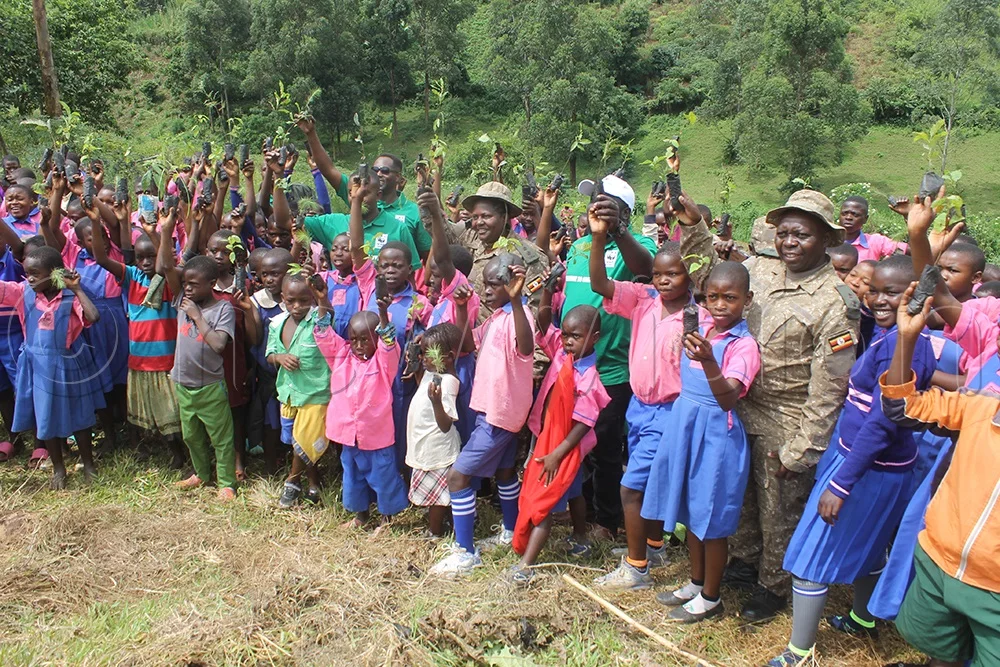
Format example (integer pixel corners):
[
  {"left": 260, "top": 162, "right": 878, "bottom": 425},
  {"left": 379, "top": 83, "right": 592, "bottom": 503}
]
[{"left": 175, "top": 381, "right": 236, "bottom": 489}]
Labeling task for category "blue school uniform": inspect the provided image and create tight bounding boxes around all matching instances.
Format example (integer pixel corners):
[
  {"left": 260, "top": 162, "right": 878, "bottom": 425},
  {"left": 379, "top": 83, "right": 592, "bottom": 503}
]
[
  {"left": 250, "top": 290, "right": 285, "bottom": 431},
  {"left": 783, "top": 327, "right": 935, "bottom": 584},
  {"left": 367, "top": 284, "right": 427, "bottom": 470},
  {"left": 12, "top": 287, "right": 106, "bottom": 439},
  {"left": 73, "top": 247, "right": 129, "bottom": 389},
  {"left": 619, "top": 398, "right": 672, "bottom": 492},
  {"left": 0, "top": 248, "right": 24, "bottom": 392},
  {"left": 321, "top": 270, "right": 362, "bottom": 339},
  {"left": 640, "top": 320, "right": 754, "bottom": 540}
]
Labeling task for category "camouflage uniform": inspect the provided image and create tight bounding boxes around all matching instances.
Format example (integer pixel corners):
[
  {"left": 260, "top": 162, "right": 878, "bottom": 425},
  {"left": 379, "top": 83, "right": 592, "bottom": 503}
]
[
  {"left": 459, "top": 228, "right": 548, "bottom": 324},
  {"left": 681, "top": 216, "right": 860, "bottom": 596}
]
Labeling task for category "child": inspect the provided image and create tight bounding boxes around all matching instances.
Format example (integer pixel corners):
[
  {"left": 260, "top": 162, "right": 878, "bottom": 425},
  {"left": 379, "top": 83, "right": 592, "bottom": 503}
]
[
  {"left": 268, "top": 273, "right": 331, "bottom": 507},
  {"left": 317, "top": 232, "right": 361, "bottom": 338},
  {"left": 936, "top": 242, "right": 985, "bottom": 303},
  {"left": 429, "top": 254, "right": 535, "bottom": 577},
  {"left": 975, "top": 280, "right": 1000, "bottom": 298},
  {"left": 2, "top": 183, "right": 42, "bottom": 238},
  {"left": 588, "top": 200, "right": 712, "bottom": 591},
  {"left": 839, "top": 196, "right": 907, "bottom": 261},
  {"left": 766, "top": 256, "right": 935, "bottom": 667},
  {"left": 0, "top": 247, "right": 103, "bottom": 488},
  {"left": 510, "top": 303, "right": 609, "bottom": 585},
  {"left": 0, "top": 212, "right": 26, "bottom": 461},
  {"left": 405, "top": 322, "right": 463, "bottom": 537},
  {"left": 641, "top": 262, "right": 759, "bottom": 622},
  {"left": 314, "top": 297, "right": 408, "bottom": 527},
  {"left": 250, "top": 248, "right": 292, "bottom": 473},
  {"left": 205, "top": 230, "right": 262, "bottom": 480},
  {"left": 845, "top": 259, "right": 877, "bottom": 352},
  {"left": 419, "top": 187, "right": 480, "bottom": 444},
  {"left": 876, "top": 285, "right": 1000, "bottom": 667},
  {"left": 172, "top": 256, "right": 239, "bottom": 502},
  {"left": 828, "top": 242, "right": 858, "bottom": 281},
  {"left": 90, "top": 197, "right": 186, "bottom": 468}
]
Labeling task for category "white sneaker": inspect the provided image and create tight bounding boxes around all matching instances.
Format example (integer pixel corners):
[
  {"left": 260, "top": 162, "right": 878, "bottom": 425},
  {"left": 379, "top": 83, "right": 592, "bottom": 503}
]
[
  {"left": 593, "top": 557, "right": 654, "bottom": 591},
  {"left": 476, "top": 526, "right": 514, "bottom": 553},
  {"left": 429, "top": 544, "right": 482, "bottom": 578}
]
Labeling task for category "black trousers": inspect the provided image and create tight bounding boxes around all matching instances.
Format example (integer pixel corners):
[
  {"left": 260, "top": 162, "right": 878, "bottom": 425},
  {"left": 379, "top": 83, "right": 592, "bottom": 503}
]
[{"left": 583, "top": 382, "right": 632, "bottom": 534}]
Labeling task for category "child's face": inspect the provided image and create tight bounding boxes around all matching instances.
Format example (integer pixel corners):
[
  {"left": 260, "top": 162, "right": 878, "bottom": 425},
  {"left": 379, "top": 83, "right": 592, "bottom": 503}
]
[
  {"left": 97, "top": 187, "right": 115, "bottom": 208},
  {"left": 66, "top": 199, "right": 85, "bottom": 221},
  {"left": 220, "top": 213, "right": 242, "bottom": 235},
  {"left": 182, "top": 268, "right": 216, "bottom": 304},
  {"left": 845, "top": 263, "right": 873, "bottom": 300},
  {"left": 266, "top": 219, "right": 291, "bottom": 250},
  {"left": 4, "top": 188, "right": 32, "bottom": 219},
  {"left": 576, "top": 214, "right": 589, "bottom": 237},
  {"left": 651, "top": 254, "right": 690, "bottom": 304},
  {"left": 937, "top": 250, "right": 981, "bottom": 301},
  {"left": 830, "top": 254, "right": 857, "bottom": 281},
  {"left": 348, "top": 318, "right": 378, "bottom": 360},
  {"left": 560, "top": 317, "right": 599, "bottom": 359},
  {"left": 75, "top": 223, "right": 95, "bottom": 256},
  {"left": 838, "top": 201, "right": 867, "bottom": 236},
  {"left": 282, "top": 279, "right": 314, "bottom": 322},
  {"left": 377, "top": 248, "right": 410, "bottom": 293},
  {"left": 206, "top": 236, "right": 233, "bottom": 272},
  {"left": 135, "top": 241, "right": 157, "bottom": 278},
  {"left": 330, "top": 234, "right": 352, "bottom": 274},
  {"left": 482, "top": 264, "right": 511, "bottom": 310},
  {"left": 319, "top": 253, "right": 331, "bottom": 271},
  {"left": 703, "top": 276, "right": 752, "bottom": 330},
  {"left": 260, "top": 256, "right": 289, "bottom": 297},
  {"left": 654, "top": 210, "right": 672, "bottom": 246},
  {"left": 23, "top": 257, "right": 55, "bottom": 294},
  {"left": 866, "top": 267, "right": 911, "bottom": 329},
  {"left": 519, "top": 200, "right": 540, "bottom": 232}
]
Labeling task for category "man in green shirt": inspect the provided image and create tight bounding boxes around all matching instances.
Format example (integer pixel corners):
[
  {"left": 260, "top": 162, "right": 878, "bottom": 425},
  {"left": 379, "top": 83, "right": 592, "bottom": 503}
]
[
  {"left": 563, "top": 174, "right": 656, "bottom": 539},
  {"left": 372, "top": 154, "right": 433, "bottom": 259},
  {"left": 273, "top": 172, "right": 421, "bottom": 270}
]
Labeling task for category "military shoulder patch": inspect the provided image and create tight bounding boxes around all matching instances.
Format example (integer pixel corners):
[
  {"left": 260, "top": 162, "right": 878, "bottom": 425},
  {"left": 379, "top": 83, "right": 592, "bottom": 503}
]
[
  {"left": 834, "top": 283, "right": 861, "bottom": 320},
  {"left": 828, "top": 330, "right": 855, "bottom": 353}
]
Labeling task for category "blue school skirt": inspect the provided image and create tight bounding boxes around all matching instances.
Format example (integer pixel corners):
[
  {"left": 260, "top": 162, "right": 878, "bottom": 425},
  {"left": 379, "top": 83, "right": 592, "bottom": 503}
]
[
  {"left": 869, "top": 438, "right": 955, "bottom": 620},
  {"left": 783, "top": 446, "right": 917, "bottom": 585}
]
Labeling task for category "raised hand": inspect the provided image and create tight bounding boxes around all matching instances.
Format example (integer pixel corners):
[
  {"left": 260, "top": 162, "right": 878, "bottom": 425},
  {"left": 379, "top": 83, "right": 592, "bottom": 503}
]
[{"left": 505, "top": 264, "right": 526, "bottom": 298}]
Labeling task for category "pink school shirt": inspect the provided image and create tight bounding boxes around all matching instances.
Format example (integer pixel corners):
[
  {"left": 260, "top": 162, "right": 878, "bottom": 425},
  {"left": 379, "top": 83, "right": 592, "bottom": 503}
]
[
  {"left": 851, "top": 232, "right": 907, "bottom": 263},
  {"left": 945, "top": 304, "right": 999, "bottom": 385},
  {"left": 430, "top": 270, "right": 480, "bottom": 328},
  {"left": 314, "top": 322, "right": 400, "bottom": 450},
  {"left": 0, "top": 281, "right": 86, "bottom": 347},
  {"left": 469, "top": 299, "right": 536, "bottom": 432},
  {"left": 355, "top": 258, "right": 432, "bottom": 329},
  {"left": 604, "top": 281, "right": 713, "bottom": 405},
  {"left": 528, "top": 326, "right": 611, "bottom": 456},
  {"left": 964, "top": 295, "right": 1000, "bottom": 324},
  {"left": 690, "top": 327, "right": 761, "bottom": 398}
]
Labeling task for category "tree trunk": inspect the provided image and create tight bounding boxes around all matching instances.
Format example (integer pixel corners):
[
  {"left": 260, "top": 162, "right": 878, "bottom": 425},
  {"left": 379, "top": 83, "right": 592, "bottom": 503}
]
[
  {"left": 390, "top": 68, "right": 398, "bottom": 140},
  {"left": 32, "top": 0, "right": 60, "bottom": 117},
  {"left": 424, "top": 70, "right": 430, "bottom": 125},
  {"left": 570, "top": 154, "right": 577, "bottom": 187},
  {"left": 523, "top": 93, "right": 531, "bottom": 126}
]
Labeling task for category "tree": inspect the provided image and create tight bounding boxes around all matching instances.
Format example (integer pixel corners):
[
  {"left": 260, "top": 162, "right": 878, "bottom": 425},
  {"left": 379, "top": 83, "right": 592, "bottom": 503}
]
[
  {"left": 358, "top": 0, "right": 414, "bottom": 139},
  {"left": 0, "top": 0, "right": 143, "bottom": 124},
  {"left": 408, "top": 0, "right": 471, "bottom": 124},
  {"left": 727, "top": 0, "right": 870, "bottom": 187},
  {"left": 31, "top": 0, "right": 60, "bottom": 117}
]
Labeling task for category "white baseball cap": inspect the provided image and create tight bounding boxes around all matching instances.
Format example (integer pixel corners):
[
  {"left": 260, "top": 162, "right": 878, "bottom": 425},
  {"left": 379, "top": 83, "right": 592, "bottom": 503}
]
[{"left": 577, "top": 175, "right": 636, "bottom": 212}]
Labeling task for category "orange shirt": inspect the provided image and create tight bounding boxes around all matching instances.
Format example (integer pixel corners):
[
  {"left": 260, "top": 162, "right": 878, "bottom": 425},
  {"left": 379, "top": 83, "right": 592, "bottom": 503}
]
[{"left": 881, "top": 372, "right": 1000, "bottom": 593}]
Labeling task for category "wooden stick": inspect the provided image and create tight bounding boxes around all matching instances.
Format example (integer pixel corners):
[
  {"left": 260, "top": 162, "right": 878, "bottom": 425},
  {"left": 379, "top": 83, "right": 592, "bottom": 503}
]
[{"left": 562, "top": 574, "right": 722, "bottom": 667}]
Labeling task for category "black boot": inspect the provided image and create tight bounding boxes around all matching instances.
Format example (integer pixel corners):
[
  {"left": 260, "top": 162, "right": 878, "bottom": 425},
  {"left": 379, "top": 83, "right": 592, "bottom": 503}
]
[
  {"left": 740, "top": 585, "right": 787, "bottom": 623},
  {"left": 721, "top": 557, "right": 759, "bottom": 592}
]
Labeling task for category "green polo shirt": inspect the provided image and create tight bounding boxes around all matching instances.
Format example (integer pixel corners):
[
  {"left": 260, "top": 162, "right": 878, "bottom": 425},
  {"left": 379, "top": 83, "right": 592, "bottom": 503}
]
[
  {"left": 561, "top": 233, "right": 657, "bottom": 386},
  {"left": 378, "top": 193, "right": 432, "bottom": 257},
  {"left": 303, "top": 210, "right": 421, "bottom": 269},
  {"left": 266, "top": 309, "right": 331, "bottom": 406}
]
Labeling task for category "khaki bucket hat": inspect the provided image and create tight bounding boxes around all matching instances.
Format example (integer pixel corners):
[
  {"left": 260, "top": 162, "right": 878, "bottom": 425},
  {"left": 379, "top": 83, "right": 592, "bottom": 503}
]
[
  {"left": 765, "top": 189, "right": 844, "bottom": 243},
  {"left": 462, "top": 181, "right": 522, "bottom": 218}
]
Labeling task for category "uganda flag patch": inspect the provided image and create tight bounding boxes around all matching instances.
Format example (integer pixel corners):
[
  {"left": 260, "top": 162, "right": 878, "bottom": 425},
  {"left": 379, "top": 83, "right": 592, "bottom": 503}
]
[{"left": 828, "top": 331, "right": 855, "bottom": 353}]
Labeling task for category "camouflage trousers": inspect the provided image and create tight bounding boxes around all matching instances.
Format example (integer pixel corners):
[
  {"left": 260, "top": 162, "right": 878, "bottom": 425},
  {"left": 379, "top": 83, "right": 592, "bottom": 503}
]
[{"left": 729, "top": 433, "right": 816, "bottom": 597}]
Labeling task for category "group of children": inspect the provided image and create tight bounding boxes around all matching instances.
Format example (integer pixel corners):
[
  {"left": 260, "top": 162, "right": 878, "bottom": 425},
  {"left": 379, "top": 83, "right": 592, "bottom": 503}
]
[{"left": 3, "top": 136, "right": 998, "bottom": 666}]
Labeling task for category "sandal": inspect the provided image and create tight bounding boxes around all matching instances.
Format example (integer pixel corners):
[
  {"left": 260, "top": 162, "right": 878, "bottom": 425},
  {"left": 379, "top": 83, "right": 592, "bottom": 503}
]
[
  {"left": 0, "top": 441, "right": 13, "bottom": 462},
  {"left": 303, "top": 488, "right": 321, "bottom": 505},
  {"left": 28, "top": 447, "right": 49, "bottom": 469}
]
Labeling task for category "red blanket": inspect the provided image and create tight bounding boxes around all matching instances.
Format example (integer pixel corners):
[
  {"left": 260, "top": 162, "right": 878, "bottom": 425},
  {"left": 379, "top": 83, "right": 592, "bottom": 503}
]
[{"left": 513, "top": 355, "right": 580, "bottom": 555}]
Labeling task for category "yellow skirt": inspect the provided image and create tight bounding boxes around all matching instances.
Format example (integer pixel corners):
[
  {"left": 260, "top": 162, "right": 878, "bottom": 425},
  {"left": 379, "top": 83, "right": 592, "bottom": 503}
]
[{"left": 280, "top": 403, "right": 329, "bottom": 466}]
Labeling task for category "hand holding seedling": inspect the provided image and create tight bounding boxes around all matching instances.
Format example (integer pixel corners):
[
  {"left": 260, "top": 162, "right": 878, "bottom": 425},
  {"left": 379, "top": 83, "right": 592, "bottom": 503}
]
[
  {"left": 234, "top": 289, "right": 255, "bottom": 313},
  {"left": 906, "top": 191, "right": 942, "bottom": 238},
  {"left": 90, "top": 160, "right": 105, "bottom": 190},
  {"left": 667, "top": 150, "right": 680, "bottom": 175},
  {"left": 223, "top": 158, "right": 240, "bottom": 182},
  {"left": 376, "top": 293, "right": 392, "bottom": 321},
  {"left": 587, "top": 197, "right": 618, "bottom": 237},
  {"left": 683, "top": 332, "right": 715, "bottom": 363},
  {"left": 541, "top": 185, "right": 560, "bottom": 210},
  {"left": 646, "top": 188, "right": 665, "bottom": 216},
  {"left": 549, "top": 231, "right": 571, "bottom": 258},
  {"left": 670, "top": 192, "right": 702, "bottom": 226},
  {"left": 427, "top": 379, "right": 443, "bottom": 405},
  {"left": 896, "top": 281, "right": 933, "bottom": 342},
  {"left": 505, "top": 264, "right": 526, "bottom": 298},
  {"left": 61, "top": 269, "right": 82, "bottom": 292},
  {"left": 453, "top": 283, "right": 473, "bottom": 307},
  {"left": 265, "top": 150, "right": 284, "bottom": 176},
  {"left": 294, "top": 116, "right": 316, "bottom": 134}
]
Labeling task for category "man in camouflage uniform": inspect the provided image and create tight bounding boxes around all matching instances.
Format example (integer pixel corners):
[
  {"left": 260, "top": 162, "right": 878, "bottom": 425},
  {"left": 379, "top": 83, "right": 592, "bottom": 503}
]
[{"left": 681, "top": 190, "right": 860, "bottom": 622}]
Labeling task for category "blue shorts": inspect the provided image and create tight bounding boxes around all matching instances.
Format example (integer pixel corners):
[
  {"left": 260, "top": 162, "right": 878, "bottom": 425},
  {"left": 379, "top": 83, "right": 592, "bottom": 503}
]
[
  {"left": 453, "top": 413, "right": 518, "bottom": 478},
  {"left": 621, "top": 397, "right": 673, "bottom": 492},
  {"left": 341, "top": 445, "right": 409, "bottom": 516},
  {"left": 280, "top": 415, "right": 293, "bottom": 445},
  {"left": 553, "top": 467, "right": 585, "bottom": 514}
]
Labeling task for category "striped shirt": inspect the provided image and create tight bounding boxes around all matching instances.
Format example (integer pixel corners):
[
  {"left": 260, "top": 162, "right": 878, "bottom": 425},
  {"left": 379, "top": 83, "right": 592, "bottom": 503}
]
[{"left": 124, "top": 265, "right": 177, "bottom": 371}]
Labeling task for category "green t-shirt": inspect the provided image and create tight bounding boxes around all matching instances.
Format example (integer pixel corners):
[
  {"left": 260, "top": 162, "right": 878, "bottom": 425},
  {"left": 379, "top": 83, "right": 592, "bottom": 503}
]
[
  {"left": 561, "top": 233, "right": 657, "bottom": 386},
  {"left": 303, "top": 211, "right": 421, "bottom": 269},
  {"left": 378, "top": 193, "right": 432, "bottom": 257}
]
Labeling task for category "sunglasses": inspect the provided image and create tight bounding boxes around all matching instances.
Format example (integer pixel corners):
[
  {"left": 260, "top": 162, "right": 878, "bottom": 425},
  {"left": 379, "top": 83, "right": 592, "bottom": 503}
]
[{"left": 371, "top": 166, "right": 399, "bottom": 175}]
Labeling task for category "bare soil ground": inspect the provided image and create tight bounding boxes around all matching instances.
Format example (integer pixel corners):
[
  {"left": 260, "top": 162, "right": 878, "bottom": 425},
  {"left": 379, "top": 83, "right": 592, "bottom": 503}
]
[{"left": 0, "top": 449, "right": 925, "bottom": 666}]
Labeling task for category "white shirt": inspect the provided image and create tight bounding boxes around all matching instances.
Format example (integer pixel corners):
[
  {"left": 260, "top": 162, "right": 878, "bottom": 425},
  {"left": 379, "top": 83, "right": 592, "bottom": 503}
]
[{"left": 406, "top": 371, "right": 461, "bottom": 470}]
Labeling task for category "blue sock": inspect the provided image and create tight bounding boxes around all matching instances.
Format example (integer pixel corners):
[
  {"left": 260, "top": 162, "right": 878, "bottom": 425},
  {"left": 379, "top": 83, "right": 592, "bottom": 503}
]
[
  {"left": 496, "top": 479, "right": 521, "bottom": 531},
  {"left": 451, "top": 487, "right": 477, "bottom": 553}
]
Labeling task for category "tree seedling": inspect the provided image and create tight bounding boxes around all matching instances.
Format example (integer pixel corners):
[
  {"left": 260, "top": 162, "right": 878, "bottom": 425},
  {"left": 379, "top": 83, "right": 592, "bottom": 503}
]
[
  {"left": 239, "top": 144, "right": 250, "bottom": 168},
  {"left": 50, "top": 268, "right": 68, "bottom": 290},
  {"left": 38, "top": 147, "right": 53, "bottom": 173},
  {"left": 446, "top": 185, "right": 464, "bottom": 208},
  {"left": 115, "top": 177, "right": 128, "bottom": 205},
  {"left": 683, "top": 303, "right": 699, "bottom": 336},
  {"left": 82, "top": 175, "right": 96, "bottom": 209},
  {"left": 908, "top": 265, "right": 941, "bottom": 316}
]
